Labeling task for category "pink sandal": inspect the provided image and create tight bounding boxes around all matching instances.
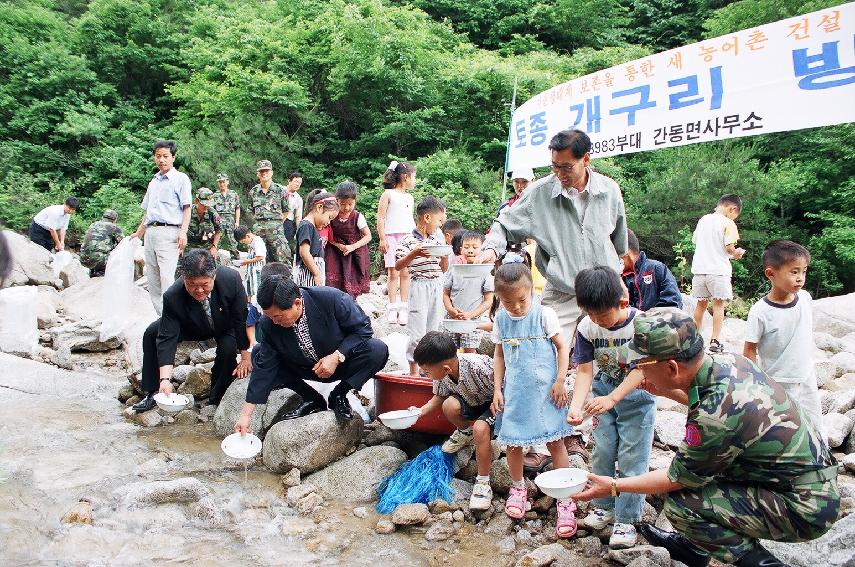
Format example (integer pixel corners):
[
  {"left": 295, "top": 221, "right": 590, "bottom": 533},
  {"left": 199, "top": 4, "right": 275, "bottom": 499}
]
[
  {"left": 504, "top": 486, "right": 528, "bottom": 519},
  {"left": 556, "top": 499, "right": 578, "bottom": 538}
]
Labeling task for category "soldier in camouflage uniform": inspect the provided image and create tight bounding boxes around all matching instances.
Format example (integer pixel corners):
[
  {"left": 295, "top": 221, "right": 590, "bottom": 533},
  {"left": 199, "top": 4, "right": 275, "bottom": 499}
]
[
  {"left": 248, "top": 159, "right": 290, "bottom": 264},
  {"left": 80, "top": 209, "right": 124, "bottom": 276},
  {"left": 575, "top": 308, "right": 839, "bottom": 567},
  {"left": 212, "top": 173, "right": 241, "bottom": 254},
  {"left": 186, "top": 187, "right": 222, "bottom": 257}
]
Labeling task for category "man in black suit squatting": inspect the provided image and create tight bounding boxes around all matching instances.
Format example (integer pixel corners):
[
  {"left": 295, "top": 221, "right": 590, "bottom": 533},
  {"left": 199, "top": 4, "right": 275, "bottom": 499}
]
[
  {"left": 234, "top": 275, "right": 388, "bottom": 431},
  {"left": 133, "top": 249, "right": 251, "bottom": 411}
]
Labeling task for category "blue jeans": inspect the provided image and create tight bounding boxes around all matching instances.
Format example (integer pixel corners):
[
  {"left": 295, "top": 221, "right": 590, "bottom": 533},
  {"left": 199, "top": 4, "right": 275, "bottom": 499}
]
[{"left": 591, "top": 374, "right": 656, "bottom": 523}]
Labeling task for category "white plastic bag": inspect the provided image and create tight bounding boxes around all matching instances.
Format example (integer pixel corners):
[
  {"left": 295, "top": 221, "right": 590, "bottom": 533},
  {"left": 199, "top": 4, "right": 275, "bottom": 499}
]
[
  {"left": 0, "top": 286, "right": 38, "bottom": 355},
  {"left": 51, "top": 250, "right": 73, "bottom": 278},
  {"left": 100, "top": 237, "right": 141, "bottom": 341}
]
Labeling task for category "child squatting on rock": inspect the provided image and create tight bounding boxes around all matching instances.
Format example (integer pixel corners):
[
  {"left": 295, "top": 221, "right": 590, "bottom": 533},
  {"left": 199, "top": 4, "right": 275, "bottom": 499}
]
[
  {"left": 490, "top": 261, "right": 577, "bottom": 537},
  {"left": 412, "top": 331, "right": 497, "bottom": 512}
]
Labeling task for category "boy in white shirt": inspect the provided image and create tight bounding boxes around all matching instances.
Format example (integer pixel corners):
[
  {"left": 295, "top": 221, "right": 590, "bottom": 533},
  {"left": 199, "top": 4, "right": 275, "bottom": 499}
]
[
  {"left": 690, "top": 194, "right": 746, "bottom": 353},
  {"left": 743, "top": 240, "right": 823, "bottom": 434}
]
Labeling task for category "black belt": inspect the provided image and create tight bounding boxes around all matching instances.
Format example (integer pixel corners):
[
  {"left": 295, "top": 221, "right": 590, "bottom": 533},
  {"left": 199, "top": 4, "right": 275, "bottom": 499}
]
[{"left": 147, "top": 222, "right": 179, "bottom": 227}]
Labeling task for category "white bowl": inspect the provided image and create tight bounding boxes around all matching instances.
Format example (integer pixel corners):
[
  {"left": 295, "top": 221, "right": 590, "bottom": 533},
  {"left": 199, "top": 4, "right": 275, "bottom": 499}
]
[
  {"left": 153, "top": 392, "right": 189, "bottom": 414},
  {"left": 451, "top": 263, "right": 493, "bottom": 278},
  {"left": 423, "top": 244, "right": 453, "bottom": 257},
  {"left": 443, "top": 319, "right": 478, "bottom": 333},
  {"left": 534, "top": 468, "right": 588, "bottom": 499},
  {"left": 221, "top": 432, "right": 263, "bottom": 459},
  {"left": 378, "top": 409, "right": 421, "bottom": 430}
]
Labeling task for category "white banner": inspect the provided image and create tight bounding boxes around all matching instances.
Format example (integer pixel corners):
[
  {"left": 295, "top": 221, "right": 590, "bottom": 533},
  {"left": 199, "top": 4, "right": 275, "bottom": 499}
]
[{"left": 507, "top": 3, "right": 855, "bottom": 171}]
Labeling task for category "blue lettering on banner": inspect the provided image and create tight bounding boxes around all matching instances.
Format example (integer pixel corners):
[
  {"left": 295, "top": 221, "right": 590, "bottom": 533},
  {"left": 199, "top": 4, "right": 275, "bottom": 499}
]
[
  {"left": 529, "top": 111, "right": 548, "bottom": 145},
  {"left": 792, "top": 38, "right": 855, "bottom": 90},
  {"left": 667, "top": 66, "right": 724, "bottom": 110},
  {"left": 569, "top": 96, "right": 602, "bottom": 133},
  {"left": 609, "top": 85, "right": 657, "bottom": 126},
  {"left": 514, "top": 119, "right": 526, "bottom": 148}
]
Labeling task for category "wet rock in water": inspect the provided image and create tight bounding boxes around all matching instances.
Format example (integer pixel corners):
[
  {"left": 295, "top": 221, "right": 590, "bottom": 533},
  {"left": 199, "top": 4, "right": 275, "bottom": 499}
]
[
  {"left": 297, "top": 492, "right": 324, "bottom": 514},
  {"left": 263, "top": 411, "right": 363, "bottom": 474},
  {"left": 497, "top": 536, "right": 516, "bottom": 555},
  {"left": 375, "top": 519, "right": 396, "bottom": 534},
  {"left": 574, "top": 535, "right": 603, "bottom": 557},
  {"left": 425, "top": 520, "right": 455, "bottom": 541},
  {"left": 281, "top": 468, "right": 301, "bottom": 489},
  {"left": 3, "top": 230, "right": 62, "bottom": 288},
  {"left": 653, "top": 410, "right": 686, "bottom": 448},
  {"left": 282, "top": 516, "right": 318, "bottom": 537},
  {"left": 485, "top": 513, "right": 515, "bottom": 536},
  {"left": 50, "top": 319, "right": 121, "bottom": 352},
  {"left": 823, "top": 413, "right": 854, "bottom": 448},
  {"left": 119, "top": 478, "right": 210, "bottom": 508},
  {"left": 117, "top": 383, "right": 134, "bottom": 403},
  {"left": 363, "top": 423, "right": 397, "bottom": 446},
  {"left": 352, "top": 506, "right": 369, "bottom": 518},
  {"left": 286, "top": 483, "right": 318, "bottom": 505},
  {"left": 305, "top": 445, "right": 406, "bottom": 502},
  {"left": 189, "top": 497, "right": 228, "bottom": 527},
  {"left": 172, "top": 409, "right": 198, "bottom": 425},
  {"left": 515, "top": 542, "right": 565, "bottom": 566},
  {"left": 134, "top": 410, "right": 163, "bottom": 428},
  {"left": 61, "top": 500, "right": 93, "bottom": 525},
  {"left": 391, "top": 503, "right": 429, "bottom": 526},
  {"left": 762, "top": 512, "right": 855, "bottom": 567},
  {"left": 190, "top": 347, "right": 217, "bottom": 365},
  {"left": 177, "top": 367, "right": 211, "bottom": 397},
  {"left": 607, "top": 545, "right": 670, "bottom": 566}
]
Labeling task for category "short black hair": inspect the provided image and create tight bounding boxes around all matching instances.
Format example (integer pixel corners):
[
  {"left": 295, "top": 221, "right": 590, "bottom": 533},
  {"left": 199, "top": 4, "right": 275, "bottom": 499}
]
[
  {"left": 413, "top": 331, "right": 458, "bottom": 366},
  {"left": 547, "top": 129, "right": 591, "bottom": 158},
  {"left": 718, "top": 194, "right": 742, "bottom": 210},
  {"left": 460, "top": 230, "right": 484, "bottom": 244},
  {"left": 65, "top": 196, "right": 79, "bottom": 210},
  {"left": 181, "top": 248, "right": 217, "bottom": 278},
  {"left": 288, "top": 171, "right": 303, "bottom": 180},
  {"left": 261, "top": 262, "right": 291, "bottom": 280},
  {"left": 416, "top": 196, "right": 445, "bottom": 217},
  {"left": 233, "top": 225, "right": 250, "bottom": 241},
  {"left": 441, "top": 219, "right": 463, "bottom": 234},
  {"left": 627, "top": 229, "right": 640, "bottom": 253},
  {"left": 257, "top": 274, "right": 301, "bottom": 309},
  {"left": 153, "top": 140, "right": 177, "bottom": 156},
  {"left": 335, "top": 180, "right": 357, "bottom": 200},
  {"left": 762, "top": 240, "right": 810, "bottom": 269},
  {"left": 575, "top": 266, "right": 624, "bottom": 312},
  {"left": 494, "top": 263, "right": 532, "bottom": 293}
]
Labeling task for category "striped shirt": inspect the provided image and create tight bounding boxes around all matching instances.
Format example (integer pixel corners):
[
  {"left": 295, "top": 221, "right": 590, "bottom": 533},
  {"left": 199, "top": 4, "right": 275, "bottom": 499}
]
[
  {"left": 395, "top": 230, "right": 444, "bottom": 281},
  {"left": 433, "top": 353, "right": 495, "bottom": 407}
]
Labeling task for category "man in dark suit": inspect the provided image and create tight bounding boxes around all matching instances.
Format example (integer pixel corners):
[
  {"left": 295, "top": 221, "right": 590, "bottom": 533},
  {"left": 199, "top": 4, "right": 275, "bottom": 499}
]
[
  {"left": 234, "top": 275, "right": 388, "bottom": 431},
  {"left": 133, "top": 249, "right": 251, "bottom": 411}
]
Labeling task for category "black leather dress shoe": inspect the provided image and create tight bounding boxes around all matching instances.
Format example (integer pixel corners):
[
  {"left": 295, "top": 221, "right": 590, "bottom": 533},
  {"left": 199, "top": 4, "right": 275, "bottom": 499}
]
[
  {"left": 132, "top": 394, "right": 156, "bottom": 412},
  {"left": 328, "top": 393, "right": 353, "bottom": 424},
  {"left": 736, "top": 545, "right": 791, "bottom": 567},
  {"left": 638, "top": 523, "right": 710, "bottom": 567},
  {"left": 272, "top": 399, "right": 326, "bottom": 424}
]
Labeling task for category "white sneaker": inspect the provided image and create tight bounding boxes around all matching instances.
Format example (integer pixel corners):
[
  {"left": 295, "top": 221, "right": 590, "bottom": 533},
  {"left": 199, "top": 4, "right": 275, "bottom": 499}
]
[
  {"left": 609, "top": 523, "right": 637, "bottom": 549},
  {"left": 386, "top": 306, "right": 398, "bottom": 324},
  {"left": 469, "top": 481, "right": 492, "bottom": 511},
  {"left": 441, "top": 428, "right": 474, "bottom": 453},
  {"left": 583, "top": 507, "right": 615, "bottom": 530},
  {"left": 397, "top": 309, "right": 408, "bottom": 326}
]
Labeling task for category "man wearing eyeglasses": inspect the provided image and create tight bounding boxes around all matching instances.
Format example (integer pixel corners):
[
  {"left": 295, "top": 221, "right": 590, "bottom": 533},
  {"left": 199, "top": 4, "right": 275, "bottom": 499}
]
[{"left": 480, "top": 128, "right": 628, "bottom": 464}]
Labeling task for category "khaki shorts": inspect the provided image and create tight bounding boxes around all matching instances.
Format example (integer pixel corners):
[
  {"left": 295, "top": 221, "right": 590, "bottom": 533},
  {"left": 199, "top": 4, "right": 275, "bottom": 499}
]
[{"left": 691, "top": 274, "right": 732, "bottom": 300}]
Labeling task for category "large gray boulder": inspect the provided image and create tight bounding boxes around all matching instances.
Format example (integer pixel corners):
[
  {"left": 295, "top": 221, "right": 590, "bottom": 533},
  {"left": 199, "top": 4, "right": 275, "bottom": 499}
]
[
  {"left": 263, "top": 411, "right": 364, "bottom": 474},
  {"left": 823, "top": 413, "right": 854, "bottom": 448},
  {"left": 213, "top": 378, "right": 300, "bottom": 439},
  {"left": 2, "top": 230, "right": 62, "bottom": 288},
  {"left": 763, "top": 513, "right": 855, "bottom": 567},
  {"left": 305, "top": 445, "right": 407, "bottom": 502},
  {"left": 49, "top": 319, "right": 121, "bottom": 352},
  {"left": 60, "top": 276, "right": 156, "bottom": 341},
  {"left": 59, "top": 256, "right": 90, "bottom": 288},
  {"left": 814, "top": 293, "right": 855, "bottom": 338}
]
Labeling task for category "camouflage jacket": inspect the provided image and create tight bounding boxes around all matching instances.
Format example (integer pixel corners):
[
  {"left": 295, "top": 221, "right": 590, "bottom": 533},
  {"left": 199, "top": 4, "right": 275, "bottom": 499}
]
[
  {"left": 212, "top": 190, "right": 240, "bottom": 221},
  {"left": 80, "top": 221, "right": 123, "bottom": 267},
  {"left": 187, "top": 208, "right": 222, "bottom": 247},
  {"left": 248, "top": 182, "right": 287, "bottom": 222},
  {"left": 668, "top": 353, "right": 834, "bottom": 490}
]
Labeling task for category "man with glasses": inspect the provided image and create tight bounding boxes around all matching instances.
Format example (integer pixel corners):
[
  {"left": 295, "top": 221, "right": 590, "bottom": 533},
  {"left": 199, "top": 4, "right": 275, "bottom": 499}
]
[{"left": 480, "top": 128, "right": 628, "bottom": 465}]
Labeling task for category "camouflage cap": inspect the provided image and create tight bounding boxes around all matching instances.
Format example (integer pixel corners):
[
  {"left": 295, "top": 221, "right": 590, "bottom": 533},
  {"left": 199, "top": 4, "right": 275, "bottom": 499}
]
[
  {"left": 216, "top": 172, "right": 229, "bottom": 181},
  {"left": 196, "top": 187, "right": 215, "bottom": 207},
  {"left": 256, "top": 159, "right": 273, "bottom": 171},
  {"left": 617, "top": 307, "right": 704, "bottom": 367},
  {"left": 102, "top": 209, "right": 118, "bottom": 221}
]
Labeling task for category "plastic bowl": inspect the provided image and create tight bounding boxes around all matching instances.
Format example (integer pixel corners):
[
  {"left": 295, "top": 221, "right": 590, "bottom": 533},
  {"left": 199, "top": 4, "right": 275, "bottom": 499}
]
[
  {"left": 378, "top": 409, "right": 421, "bottom": 430},
  {"left": 221, "top": 432, "right": 262, "bottom": 459},
  {"left": 534, "top": 468, "right": 588, "bottom": 499},
  {"left": 423, "top": 244, "right": 453, "bottom": 257},
  {"left": 451, "top": 263, "right": 493, "bottom": 278},
  {"left": 153, "top": 392, "right": 189, "bottom": 414},
  {"left": 443, "top": 319, "right": 478, "bottom": 334}
]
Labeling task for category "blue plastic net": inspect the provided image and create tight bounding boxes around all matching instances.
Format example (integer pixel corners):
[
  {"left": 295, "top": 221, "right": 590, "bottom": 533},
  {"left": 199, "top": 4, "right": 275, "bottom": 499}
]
[{"left": 376, "top": 445, "right": 455, "bottom": 514}]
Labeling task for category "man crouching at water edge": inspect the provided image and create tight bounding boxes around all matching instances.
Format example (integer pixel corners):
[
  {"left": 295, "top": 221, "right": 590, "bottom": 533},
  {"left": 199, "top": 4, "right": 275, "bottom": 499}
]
[
  {"left": 234, "top": 275, "right": 389, "bottom": 432},
  {"left": 574, "top": 308, "right": 839, "bottom": 567}
]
